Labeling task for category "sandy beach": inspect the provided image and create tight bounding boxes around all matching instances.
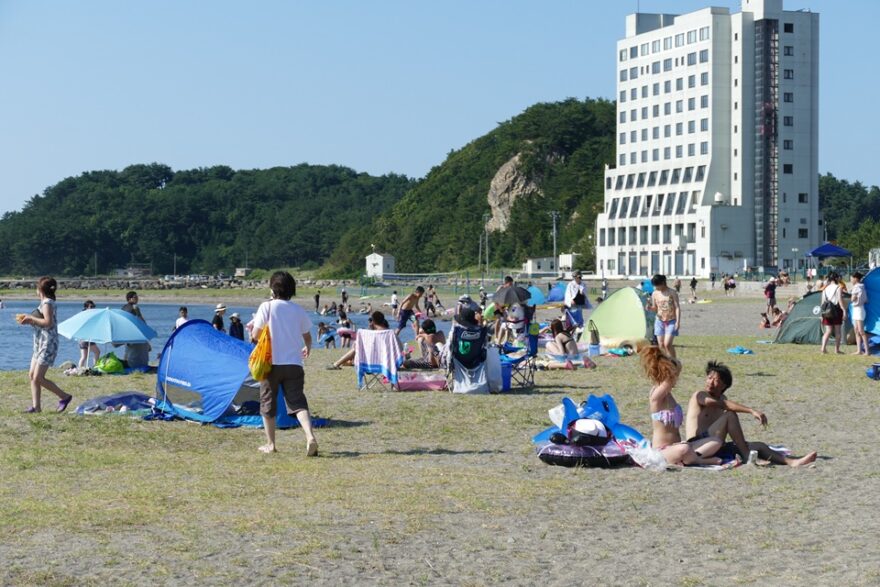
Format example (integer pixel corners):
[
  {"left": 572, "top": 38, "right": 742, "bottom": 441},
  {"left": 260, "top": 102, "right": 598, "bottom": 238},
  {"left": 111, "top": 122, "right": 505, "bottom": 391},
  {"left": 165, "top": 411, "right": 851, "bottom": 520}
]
[{"left": 1, "top": 281, "right": 877, "bottom": 586}]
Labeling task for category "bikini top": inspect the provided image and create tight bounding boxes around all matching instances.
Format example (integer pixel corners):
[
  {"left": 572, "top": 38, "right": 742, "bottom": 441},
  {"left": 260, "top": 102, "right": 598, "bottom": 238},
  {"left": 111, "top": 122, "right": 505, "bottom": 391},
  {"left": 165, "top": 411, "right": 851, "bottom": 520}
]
[{"left": 651, "top": 403, "right": 683, "bottom": 429}]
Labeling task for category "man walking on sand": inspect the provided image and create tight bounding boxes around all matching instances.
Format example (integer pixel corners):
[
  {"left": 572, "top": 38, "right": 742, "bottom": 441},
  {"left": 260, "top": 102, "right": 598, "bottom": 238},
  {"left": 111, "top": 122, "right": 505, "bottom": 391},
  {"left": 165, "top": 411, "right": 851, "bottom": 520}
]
[
  {"left": 395, "top": 286, "right": 425, "bottom": 337},
  {"left": 685, "top": 361, "right": 817, "bottom": 467},
  {"left": 645, "top": 274, "right": 680, "bottom": 358}
]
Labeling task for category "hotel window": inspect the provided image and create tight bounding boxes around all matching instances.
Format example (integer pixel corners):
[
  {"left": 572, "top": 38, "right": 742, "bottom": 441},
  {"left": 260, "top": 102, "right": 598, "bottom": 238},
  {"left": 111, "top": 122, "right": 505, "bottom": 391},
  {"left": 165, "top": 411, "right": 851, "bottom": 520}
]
[
  {"left": 687, "top": 143, "right": 695, "bottom": 157},
  {"left": 701, "top": 72, "right": 709, "bottom": 86},
  {"left": 615, "top": 176, "right": 624, "bottom": 189},
  {"left": 700, "top": 141, "right": 708, "bottom": 155},
  {"left": 701, "top": 95, "right": 709, "bottom": 108},
  {"left": 699, "top": 49, "right": 709, "bottom": 63},
  {"left": 653, "top": 82, "right": 660, "bottom": 96},
  {"left": 784, "top": 69, "right": 794, "bottom": 79},
  {"left": 798, "top": 192, "right": 808, "bottom": 203},
  {"left": 675, "top": 145, "right": 683, "bottom": 158},
  {"left": 699, "top": 26, "right": 710, "bottom": 41},
  {"left": 700, "top": 118, "right": 708, "bottom": 131},
  {"left": 664, "top": 102, "right": 671, "bottom": 115},
  {"left": 599, "top": 229, "right": 606, "bottom": 246},
  {"left": 664, "top": 124, "right": 671, "bottom": 138},
  {"left": 687, "top": 52, "right": 697, "bottom": 66},
  {"left": 664, "top": 36, "right": 672, "bottom": 50},
  {"left": 631, "top": 88, "right": 637, "bottom": 100},
  {"left": 676, "top": 122, "right": 683, "bottom": 136},
  {"left": 688, "top": 75, "right": 696, "bottom": 88},
  {"left": 784, "top": 139, "right": 793, "bottom": 150},
  {"left": 676, "top": 196, "right": 688, "bottom": 215},
  {"left": 629, "top": 226, "right": 637, "bottom": 243},
  {"left": 663, "top": 225, "right": 672, "bottom": 242},
  {"left": 620, "top": 69, "right": 628, "bottom": 82},
  {"left": 641, "top": 128, "right": 648, "bottom": 141},
  {"left": 676, "top": 78, "right": 683, "bottom": 91},
  {"left": 688, "top": 97, "right": 696, "bottom": 111},
  {"left": 620, "top": 111, "right": 626, "bottom": 123},
  {"left": 663, "top": 58, "right": 672, "bottom": 72},
  {"left": 631, "top": 109, "right": 637, "bottom": 120},
  {"left": 734, "top": 101, "right": 738, "bottom": 110},
  {"left": 641, "top": 106, "right": 648, "bottom": 119},
  {"left": 734, "top": 33, "right": 738, "bottom": 41},
  {"left": 652, "top": 61, "right": 661, "bottom": 74},
  {"left": 653, "top": 126, "right": 660, "bottom": 139},
  {"left": 784, "top": 92, "right": 793, "bottom": 103},
  {"left": 626, "top": 174, "right": 635, "bottom": 189},
  {"left": 659, "top": 170, "right": 669, "bottom": 185},
  {"left": 631, "top": 196, "right": 642, "bottom": 217},
  {"left": 664, "top": 194, "right": 676, "bottom": 215},
  {"left": 619, "top": 154, "right": 626, "bottom": 166},
  {"left": 608, "top": 199, "right": 619, "bottom": 219},
  {"left": 606, "top": 177, "right": 612, "bottom": 190},
  {"left": 675, "top": 33, "right": 684, "bottom": 47},
  {"left": 664, "top": 80, "right": 672, "bottom": 93},
  {"left": 630, "top": 66, "right": 638, "bottom": 79},
  {"left": 670, "top": 168, "right": 681, "bottom": 184},
  {"left": 641, "top": 150, "right": 648, "bottom": 163},
  {"left": 619, "top": 198, "right": 630, "bottom": 217},
  {"left": 630, "top": 46, "right": 638, "bottom": 58},
  {"left": 784, "top": 116, "right": 794, "bottom": 126},
  {"left": 641, "top": 85, "right": 648, "bottom": 98},
  {"left": 695, "top": 165, "right": 706, "bottom": 181},
  {"left": 734, "top": 78, "right": 738, "bottom": 87},
  {"left": 609, "top": 229, "right": 616, "bottom": 245},
  {"left": 688, "top": 120, "right": 695, "bottom": 134},
  {"left": 641, "top": 225, "right": 649, "bottom": 242},
  {"left": 630, "top": 130, "right": 637, "bottom": 143},
  {"left": 653, "top": 196, "right": 663, "bottom": 217},
  {"left": 784, "top": 45, "right": 794, "bottom": 56},
  {"left": 619, "top": 90, "right": 626, "bottom": 103},
  {"left": 630, "top": 152, "right": 637, "bottom": 164},
  {"left": 798, "top": 228, "right": 808, "bottom": 238},
  {"left": 734, "top": 55, "right": 738, "bottom": 64},
  {"left": 653, "top": 104, "right": 660, "bottom": 118},
  {"left": 676, "top": 100, "right": 683, "bottom": 113},
  {"left": 784, "top": 164, "right": 793, "bottom": 174},
  {"left": 784, "top": 23, "right": 794, "bottom": 33},
  {"left": 620, "top": 49, "right": 628, "bottom": 62},
  {"left": 653, "top": 148, "right": 660, "bottom": 161},
  {"left": 619, "top": 133, "right": 626, "bottom": 145},
  {"left": 687, "top": 30, "right": 697, "bottom": 44},
  {"left": 682, "top": 167, "right": 693, "bottom": 183},
  {"left": 664, "top": 147, "right": 671, "bottom": 160},
  {"left": 641, "top": 43, "right": 649, "bottom": 56},
  {"left": 652, "top": 40, "right": 661, "bottom": 53}
]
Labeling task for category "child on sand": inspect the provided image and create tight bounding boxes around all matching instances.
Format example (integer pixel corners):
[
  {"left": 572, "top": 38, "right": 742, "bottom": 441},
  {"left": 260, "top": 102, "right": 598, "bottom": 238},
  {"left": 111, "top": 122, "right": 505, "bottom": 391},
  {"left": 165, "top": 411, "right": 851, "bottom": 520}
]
[{"left": 18, "top": 276, "right": 72, "bottom": 413}]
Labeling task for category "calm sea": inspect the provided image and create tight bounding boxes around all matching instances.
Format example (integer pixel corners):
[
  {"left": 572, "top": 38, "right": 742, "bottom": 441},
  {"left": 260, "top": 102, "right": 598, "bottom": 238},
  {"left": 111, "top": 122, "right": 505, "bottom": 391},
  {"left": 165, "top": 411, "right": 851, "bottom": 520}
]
[{"left": 0, "top": 299, "right": 415, "bottom": 371}]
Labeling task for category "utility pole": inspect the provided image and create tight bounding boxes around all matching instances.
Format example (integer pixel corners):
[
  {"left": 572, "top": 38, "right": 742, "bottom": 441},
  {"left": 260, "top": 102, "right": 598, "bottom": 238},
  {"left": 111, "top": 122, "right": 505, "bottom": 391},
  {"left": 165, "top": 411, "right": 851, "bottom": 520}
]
[
  {"left": 482, "top": 213, "right": 490, "bottom": 275},
  {"left": 549, "top": 210, "right": 560, "bottom": 274}
]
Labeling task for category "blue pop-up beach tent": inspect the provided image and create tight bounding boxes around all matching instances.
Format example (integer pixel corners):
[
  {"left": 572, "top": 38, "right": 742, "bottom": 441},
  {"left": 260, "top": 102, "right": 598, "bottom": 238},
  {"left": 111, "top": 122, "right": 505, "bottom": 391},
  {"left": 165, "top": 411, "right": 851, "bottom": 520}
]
[
  {"left": 155, "top": 320, "right": 325, "bottom": 428},
  {"left": 863, "top": 268, "right": 880, "bottom": 337},
  {"left": 546, "top": 282, "right": 566, "bottom": 303}
]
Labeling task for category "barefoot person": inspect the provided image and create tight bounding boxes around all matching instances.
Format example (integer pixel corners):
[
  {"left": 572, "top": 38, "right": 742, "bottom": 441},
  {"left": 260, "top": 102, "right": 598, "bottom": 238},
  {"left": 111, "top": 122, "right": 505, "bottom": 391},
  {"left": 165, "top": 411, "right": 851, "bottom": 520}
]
[
  {"left": 640, "top": 345, "right": 723, "bottom": 467},
  {"left": 78, "top": 300, "right": 100, "bottom": 369},
  {"left": 18, "top": 277, "right": 73, "bottom": 413},
  {"left": 251, "top": 271, "right": 317, "bottom": 456},
  {"left": 850, "top": 272, "right": 869, "bottom": 355},
  {"left": 685, "top": 361, "right": 817, "bottom": 467},
  {"left": 394, "top": 286, "right": 425, "bottom": 337},
  {"left": 645, "top": 274, "right": 681, "bottom": 358},
  {"left": 819, "top": 272, "right": 846, "bottom": 355}
]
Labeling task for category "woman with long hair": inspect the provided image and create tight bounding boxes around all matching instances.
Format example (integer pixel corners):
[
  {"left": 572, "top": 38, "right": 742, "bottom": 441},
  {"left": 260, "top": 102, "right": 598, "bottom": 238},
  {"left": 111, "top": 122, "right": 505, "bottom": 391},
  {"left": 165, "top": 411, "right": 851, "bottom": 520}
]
[
  {"left": 850, "top": 272, "right": 869, "bottom": 355},
  {"left": 820, "top": 272, "right": 847, "bottom": 354},
  {"left": 639, "top": 344, "right": 723, "bottom": 466},
  {"left": 17, "top": 277, "right": 72, "bottom": 413}
]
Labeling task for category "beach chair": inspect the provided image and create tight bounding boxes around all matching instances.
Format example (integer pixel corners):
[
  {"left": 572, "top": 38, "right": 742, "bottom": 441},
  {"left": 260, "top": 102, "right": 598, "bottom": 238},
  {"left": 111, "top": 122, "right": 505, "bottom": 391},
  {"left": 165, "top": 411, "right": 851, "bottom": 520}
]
[
  {"left": 500, "top": 324, "right": 539, "bottom": 389},
  {"left": 446, "top": 323, "right": 490, "bottom": 394},
  {"left": 355, "top": 329, "right": 403, "bottom": 391}
]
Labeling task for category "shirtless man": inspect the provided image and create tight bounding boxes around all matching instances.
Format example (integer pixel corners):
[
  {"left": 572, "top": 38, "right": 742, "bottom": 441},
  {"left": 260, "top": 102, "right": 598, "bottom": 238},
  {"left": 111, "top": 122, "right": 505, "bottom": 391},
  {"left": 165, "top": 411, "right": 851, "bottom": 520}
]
[
  {"left": 685, "top": 361, "right": 817, "bottom": 467},
  {"left": 645, "top": 274, "right": 680, "bottom": 358},
  {"left": 395, "top": 286, "right": 424, "bottom": 337}
]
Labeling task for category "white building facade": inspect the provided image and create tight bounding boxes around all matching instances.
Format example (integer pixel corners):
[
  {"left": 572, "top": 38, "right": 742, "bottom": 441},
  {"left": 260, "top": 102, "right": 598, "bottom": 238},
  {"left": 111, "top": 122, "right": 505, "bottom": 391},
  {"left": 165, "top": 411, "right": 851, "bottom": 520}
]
[
  {"left": 365, "top": 253, "right": 395, "bottom": 278},
  {"left": 595, "top": 0, "right": 820, "bottom": 278}
]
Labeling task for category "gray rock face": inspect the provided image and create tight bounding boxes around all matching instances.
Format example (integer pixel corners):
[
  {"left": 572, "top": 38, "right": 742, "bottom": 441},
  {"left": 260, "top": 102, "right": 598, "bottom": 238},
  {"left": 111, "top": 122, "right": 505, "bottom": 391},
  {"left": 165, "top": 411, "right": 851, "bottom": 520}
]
[{"left": 485, "top": 153, "right": 541, "bottom": 233}]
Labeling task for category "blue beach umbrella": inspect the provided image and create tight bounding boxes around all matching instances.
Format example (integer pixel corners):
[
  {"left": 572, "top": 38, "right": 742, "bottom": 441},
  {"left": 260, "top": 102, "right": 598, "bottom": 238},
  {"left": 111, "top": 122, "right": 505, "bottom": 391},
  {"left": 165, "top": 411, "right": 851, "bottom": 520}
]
[{"left": 58, "top": 308, "right": 157, "bottom": 344}]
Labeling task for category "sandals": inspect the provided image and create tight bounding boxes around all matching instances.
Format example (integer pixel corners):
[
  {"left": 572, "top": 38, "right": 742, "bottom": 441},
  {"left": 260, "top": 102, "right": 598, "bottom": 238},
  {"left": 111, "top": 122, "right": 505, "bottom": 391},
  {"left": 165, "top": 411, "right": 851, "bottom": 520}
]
[
  {"left": 24, "top": 406, "right": 40, "bottom": 414},
  {"left": 57, "top": 395, "right": 73, "bottom": 413},
  {"left": 325, "top": 365, "right": 341, "bottom": 370}
]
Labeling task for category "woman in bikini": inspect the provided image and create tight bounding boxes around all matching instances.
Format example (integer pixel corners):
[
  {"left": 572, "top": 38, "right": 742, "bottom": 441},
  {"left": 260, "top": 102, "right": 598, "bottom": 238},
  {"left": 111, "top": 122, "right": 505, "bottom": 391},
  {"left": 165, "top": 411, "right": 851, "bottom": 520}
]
[{"left": 640, "top": 344, "right": 723, "bottom": 466}]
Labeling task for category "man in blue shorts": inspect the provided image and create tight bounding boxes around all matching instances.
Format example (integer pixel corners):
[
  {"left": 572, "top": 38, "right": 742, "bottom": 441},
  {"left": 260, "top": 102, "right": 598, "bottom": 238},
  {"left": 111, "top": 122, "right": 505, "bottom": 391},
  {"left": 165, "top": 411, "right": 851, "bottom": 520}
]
[
  {"left": 395, "top": 286, "right": 425, "bottom": 337},
  {"left": 645, "top": 274, "right": 680, "bottom": 357}
]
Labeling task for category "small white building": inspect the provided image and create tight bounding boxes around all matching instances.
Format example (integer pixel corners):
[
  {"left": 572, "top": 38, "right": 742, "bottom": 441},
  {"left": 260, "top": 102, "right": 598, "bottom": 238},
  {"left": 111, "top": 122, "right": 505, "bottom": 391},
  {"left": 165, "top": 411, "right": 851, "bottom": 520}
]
[
  {"left": 558, "top": 252, "right": 580, "bottom": 272},
  {"left": 366, "top": 252, "right": 395, "bottom": 278},
  {"left": 522, "top": 257, "right": 557, "bottom": 277}
]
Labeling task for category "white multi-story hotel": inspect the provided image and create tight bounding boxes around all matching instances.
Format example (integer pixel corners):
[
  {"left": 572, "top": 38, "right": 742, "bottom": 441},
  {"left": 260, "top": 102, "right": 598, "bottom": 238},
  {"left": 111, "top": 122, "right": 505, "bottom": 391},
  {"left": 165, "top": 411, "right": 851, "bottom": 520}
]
[{"left": 595, "top": 0, "right": 820, "bottom": 278}]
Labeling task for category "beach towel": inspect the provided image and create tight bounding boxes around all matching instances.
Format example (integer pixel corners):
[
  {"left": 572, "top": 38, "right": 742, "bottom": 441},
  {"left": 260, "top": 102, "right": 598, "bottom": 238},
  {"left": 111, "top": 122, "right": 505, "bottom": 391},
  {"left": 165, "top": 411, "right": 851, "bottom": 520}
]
[
  {"left": 727, "top": 346, "right": 755, "bottom": 355},
  {"left": 355, "top": 329, "right": 403, "bottom": 388}
]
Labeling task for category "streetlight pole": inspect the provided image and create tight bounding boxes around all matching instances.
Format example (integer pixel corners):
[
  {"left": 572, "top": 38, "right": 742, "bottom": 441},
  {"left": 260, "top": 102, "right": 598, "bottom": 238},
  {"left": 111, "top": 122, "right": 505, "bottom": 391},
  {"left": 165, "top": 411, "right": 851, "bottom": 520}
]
[
  {"left": 549, "top": 210, "right": 560, "bottom": 273},
  {"left": 482, "top": 213, "right": 490, "bottom": 276},
  {"left": 792, "top": 248, "right": 798, "bottom": 283}
]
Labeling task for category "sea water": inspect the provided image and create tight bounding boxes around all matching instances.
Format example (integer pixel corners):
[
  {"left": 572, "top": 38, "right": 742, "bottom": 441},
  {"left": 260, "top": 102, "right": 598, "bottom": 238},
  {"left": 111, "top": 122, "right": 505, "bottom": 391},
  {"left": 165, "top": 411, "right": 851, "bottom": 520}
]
[{"left": 0, "top": 299, "right": 416, "bottom": 371}]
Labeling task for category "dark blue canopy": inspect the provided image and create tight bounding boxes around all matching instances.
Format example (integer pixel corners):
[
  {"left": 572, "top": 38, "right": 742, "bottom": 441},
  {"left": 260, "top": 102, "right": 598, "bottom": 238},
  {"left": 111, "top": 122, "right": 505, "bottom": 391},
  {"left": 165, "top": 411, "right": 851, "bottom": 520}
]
[{"left": 807, "top": 243, "right": 852, "bottom": 259}]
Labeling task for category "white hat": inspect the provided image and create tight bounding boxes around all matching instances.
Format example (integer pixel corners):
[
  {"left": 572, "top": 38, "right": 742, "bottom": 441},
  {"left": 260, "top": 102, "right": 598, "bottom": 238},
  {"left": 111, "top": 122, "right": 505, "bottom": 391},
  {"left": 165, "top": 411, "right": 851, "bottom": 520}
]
[
  {"left": 215, "top": 303, "right": 227, "bottom": 312},
  {"left": 231, "top": 312, "right": 240, "bottom": 318}
]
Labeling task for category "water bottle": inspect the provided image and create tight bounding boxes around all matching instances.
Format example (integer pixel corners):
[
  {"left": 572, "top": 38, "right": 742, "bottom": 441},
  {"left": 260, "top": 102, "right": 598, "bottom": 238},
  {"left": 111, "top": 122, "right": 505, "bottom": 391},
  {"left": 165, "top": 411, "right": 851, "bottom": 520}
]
[{"left": 747, "top": 450, "right": 758, "bottom": 465}]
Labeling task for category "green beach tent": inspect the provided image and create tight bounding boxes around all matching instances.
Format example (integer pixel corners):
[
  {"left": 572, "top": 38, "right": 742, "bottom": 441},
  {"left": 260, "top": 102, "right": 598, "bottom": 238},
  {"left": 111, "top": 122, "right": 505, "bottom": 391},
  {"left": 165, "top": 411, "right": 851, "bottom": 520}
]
[
  {"left": 773, "top": 291, "right": 850, "bottom": 345},
  {"left": 587, "top": 286, "right": 653, "bottom": 345}
]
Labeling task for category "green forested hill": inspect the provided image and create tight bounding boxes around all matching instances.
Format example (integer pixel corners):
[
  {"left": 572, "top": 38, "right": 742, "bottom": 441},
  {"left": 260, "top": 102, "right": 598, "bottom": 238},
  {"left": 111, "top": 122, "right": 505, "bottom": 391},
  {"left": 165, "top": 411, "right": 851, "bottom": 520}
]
[
  {"left": 0, "top": 163, "right": 414, "bottom": 276},
  {"left": 327, "top": 98, "right": 617, "bottom": 274}
]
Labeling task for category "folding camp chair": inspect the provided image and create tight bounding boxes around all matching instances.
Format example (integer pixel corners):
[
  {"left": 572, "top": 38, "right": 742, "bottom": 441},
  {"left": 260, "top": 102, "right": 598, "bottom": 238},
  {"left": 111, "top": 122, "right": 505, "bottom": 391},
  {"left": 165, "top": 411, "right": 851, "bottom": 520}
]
[
  {"left": 355, "top": 329, "right": 403, "bottom": 391},
  {"left": 446, "top": 323, "right": 490, "bottom": 394},
  {"left": 499, "top": 326, "right": 539, "bottom": 389}
]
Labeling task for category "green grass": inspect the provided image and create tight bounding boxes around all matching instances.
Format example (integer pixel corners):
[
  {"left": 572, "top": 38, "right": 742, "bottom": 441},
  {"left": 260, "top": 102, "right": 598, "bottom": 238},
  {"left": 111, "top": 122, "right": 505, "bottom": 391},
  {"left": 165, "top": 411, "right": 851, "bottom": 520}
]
[{"left": 1, "top": 333, "right": 879, "bottom": 585}]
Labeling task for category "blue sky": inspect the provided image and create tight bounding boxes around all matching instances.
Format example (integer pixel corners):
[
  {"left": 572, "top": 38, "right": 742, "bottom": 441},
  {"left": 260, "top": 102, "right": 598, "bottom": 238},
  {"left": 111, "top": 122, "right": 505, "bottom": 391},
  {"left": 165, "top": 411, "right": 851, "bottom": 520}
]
[{"left": 0, "top": 0, "right": 872, "bottom": 215}]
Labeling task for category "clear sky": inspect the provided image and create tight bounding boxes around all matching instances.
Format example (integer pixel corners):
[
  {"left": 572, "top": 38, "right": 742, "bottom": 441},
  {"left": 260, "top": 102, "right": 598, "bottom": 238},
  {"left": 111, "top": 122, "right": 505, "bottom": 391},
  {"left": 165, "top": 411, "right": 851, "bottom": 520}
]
[{"left": 0, "top": 0, "right": 873, "bottom": 215}]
